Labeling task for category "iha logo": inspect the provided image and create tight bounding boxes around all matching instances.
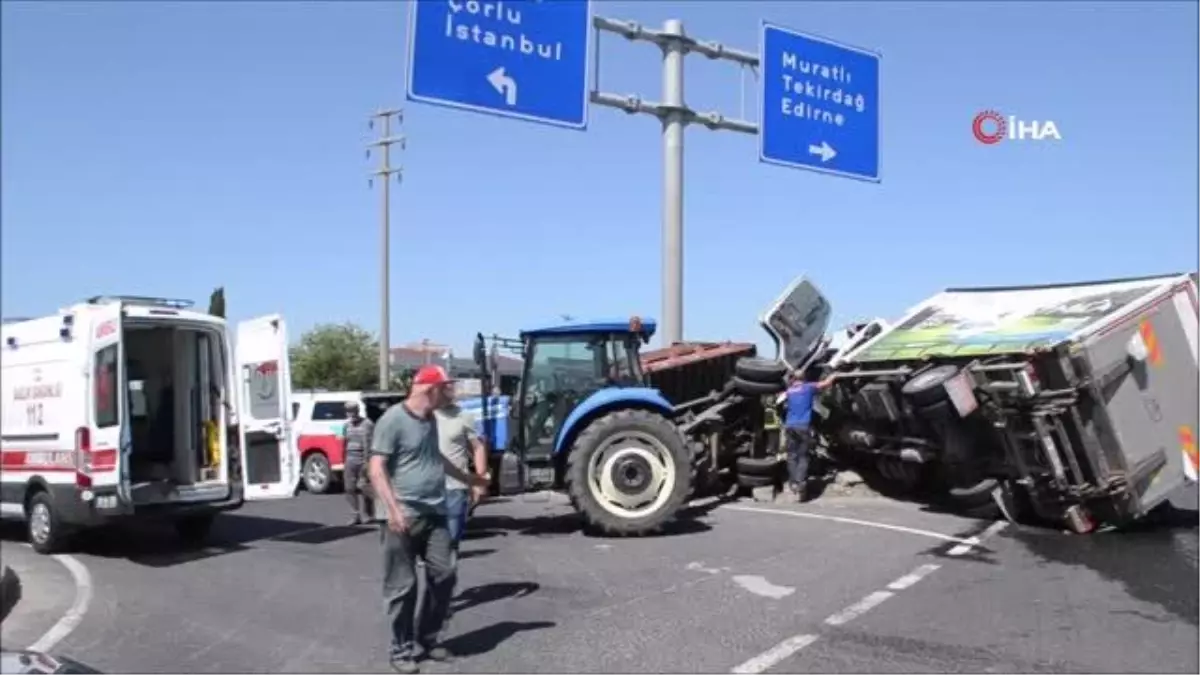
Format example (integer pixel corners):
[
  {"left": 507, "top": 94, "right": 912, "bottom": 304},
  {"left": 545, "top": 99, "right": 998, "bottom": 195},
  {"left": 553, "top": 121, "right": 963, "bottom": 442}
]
[{"left": 972, "top": 110, "right": 1062, "bottom": 145}]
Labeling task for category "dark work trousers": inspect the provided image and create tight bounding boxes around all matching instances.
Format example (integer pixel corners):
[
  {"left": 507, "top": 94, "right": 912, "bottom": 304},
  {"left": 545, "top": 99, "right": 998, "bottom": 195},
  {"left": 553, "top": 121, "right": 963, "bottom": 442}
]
[
  {"left": 785, "top": 427, "right": 812, "bottom": 490},
  {"left": 345, "top": 459, "right": 369, "bottom": 519},
  {"left": 381, "top": 512, "right": 456, "bottom": 661}
]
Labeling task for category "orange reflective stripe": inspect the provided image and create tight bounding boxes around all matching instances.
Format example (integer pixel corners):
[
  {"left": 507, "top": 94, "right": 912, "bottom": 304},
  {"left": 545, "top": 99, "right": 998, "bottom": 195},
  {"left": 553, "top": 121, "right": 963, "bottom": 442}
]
[
  {"left": 1139, "top": 320, "right": 1163, "bottom": 366},
  {"left": 1180, "top": 426, "right": 1198, "bottom": 471}
]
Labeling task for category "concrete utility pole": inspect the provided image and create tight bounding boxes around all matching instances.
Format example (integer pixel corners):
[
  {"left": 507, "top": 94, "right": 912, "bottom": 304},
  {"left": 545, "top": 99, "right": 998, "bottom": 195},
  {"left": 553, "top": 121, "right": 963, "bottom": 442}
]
[
  {"left": 590, "top": 17, "right": 759, "bottom": 346},
  {"left": 367, "top": 109, "right": 405, "bottom": 390}
]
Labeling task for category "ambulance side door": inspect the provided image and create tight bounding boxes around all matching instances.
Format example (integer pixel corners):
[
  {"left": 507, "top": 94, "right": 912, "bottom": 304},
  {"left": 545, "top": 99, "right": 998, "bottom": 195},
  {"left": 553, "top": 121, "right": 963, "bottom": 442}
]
[
  {"left": 87, "top": 306, "right": 127, "bottom": 502},
  {"left": 235, "top": 315, "right": 300, "bottom": 500}
]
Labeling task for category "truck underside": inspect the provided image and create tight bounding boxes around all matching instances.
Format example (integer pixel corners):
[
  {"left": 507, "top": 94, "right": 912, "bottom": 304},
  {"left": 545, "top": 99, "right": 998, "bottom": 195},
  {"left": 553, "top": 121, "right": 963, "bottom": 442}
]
[
  {"left": 818, "top": 274, "right": 1199, "bottom": 533},
  {"left": 641, "top": 341, "right": 769, "bottom": 493}
]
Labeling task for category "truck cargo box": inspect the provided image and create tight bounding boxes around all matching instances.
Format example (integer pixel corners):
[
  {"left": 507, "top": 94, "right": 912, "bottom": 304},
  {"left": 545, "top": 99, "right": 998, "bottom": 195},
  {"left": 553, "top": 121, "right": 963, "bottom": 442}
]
[
  {"left": 843, "top": 274, "right": 1193, "bottom": 364},
  {"left": 828, "top": 273, "right": 1198, "bottom": 530}
]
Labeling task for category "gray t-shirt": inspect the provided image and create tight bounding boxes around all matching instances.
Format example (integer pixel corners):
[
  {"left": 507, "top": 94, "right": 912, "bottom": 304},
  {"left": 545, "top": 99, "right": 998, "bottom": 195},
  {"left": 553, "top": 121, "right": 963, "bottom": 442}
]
[
  {"left": 435, "top": 405, "right": 480, "bottom": 491},
  {"left": 370, "top": 403, "right": 446, "bottom": 518},
  {"left": 341, "top": 417, "right": 374, "bottom": 463}
]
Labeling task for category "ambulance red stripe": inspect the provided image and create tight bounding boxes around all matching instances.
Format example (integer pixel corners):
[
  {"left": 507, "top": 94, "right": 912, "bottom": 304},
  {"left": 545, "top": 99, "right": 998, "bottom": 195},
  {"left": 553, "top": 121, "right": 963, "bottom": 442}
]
[{"left": 0, "top": 448, "right": 117, "bottom": 472}]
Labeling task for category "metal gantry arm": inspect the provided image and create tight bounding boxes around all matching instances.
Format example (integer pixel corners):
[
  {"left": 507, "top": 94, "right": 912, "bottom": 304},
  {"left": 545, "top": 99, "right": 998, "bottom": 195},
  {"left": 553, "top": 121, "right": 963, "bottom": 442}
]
[
  {"left": 589, "top": 16, "right": 763, "bottom": 347},
  {"left": 590, "top": 16, "right": 761, "bottom": 136}
]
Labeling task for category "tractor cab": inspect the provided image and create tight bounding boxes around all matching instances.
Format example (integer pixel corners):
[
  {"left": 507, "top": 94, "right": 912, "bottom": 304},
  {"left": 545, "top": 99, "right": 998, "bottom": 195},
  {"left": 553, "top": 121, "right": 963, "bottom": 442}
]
[{"left": 474, "top": 317, "right": 655, "bottom": 491}]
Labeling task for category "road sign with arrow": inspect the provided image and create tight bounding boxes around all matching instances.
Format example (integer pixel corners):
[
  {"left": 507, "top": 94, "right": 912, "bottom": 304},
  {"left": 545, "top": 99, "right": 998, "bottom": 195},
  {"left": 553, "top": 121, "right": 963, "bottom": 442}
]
[
  {"left": 406, "top": 0, "right": 592, "bottom": 129},
  {"left": 758, "top": 22, "right": 881, "bottom": 182}
]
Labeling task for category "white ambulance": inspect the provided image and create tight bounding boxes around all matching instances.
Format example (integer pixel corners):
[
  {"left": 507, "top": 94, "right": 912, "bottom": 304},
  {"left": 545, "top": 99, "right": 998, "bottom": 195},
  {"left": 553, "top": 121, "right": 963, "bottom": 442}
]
[{"left": 0, "top": 295, "right": 301, "bottom": 554}]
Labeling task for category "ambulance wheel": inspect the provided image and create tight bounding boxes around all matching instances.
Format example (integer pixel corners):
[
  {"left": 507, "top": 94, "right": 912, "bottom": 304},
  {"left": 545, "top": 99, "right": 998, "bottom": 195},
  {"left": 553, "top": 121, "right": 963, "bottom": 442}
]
[
  {"left": 302, "top": 452, "right": 333, "bottom": 494},
  {"left": 27, "top": 491, "right": 68, "bottom": 555},
  {"left": 174, "top": 514, "right": 216, "bottom": 547}
]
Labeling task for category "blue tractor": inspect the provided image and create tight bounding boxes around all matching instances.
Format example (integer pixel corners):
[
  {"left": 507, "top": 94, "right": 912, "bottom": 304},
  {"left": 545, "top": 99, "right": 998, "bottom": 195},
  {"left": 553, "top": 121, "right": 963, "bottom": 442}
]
[{"left": 470, "top": 306, "right": 827, "bottom": 535}]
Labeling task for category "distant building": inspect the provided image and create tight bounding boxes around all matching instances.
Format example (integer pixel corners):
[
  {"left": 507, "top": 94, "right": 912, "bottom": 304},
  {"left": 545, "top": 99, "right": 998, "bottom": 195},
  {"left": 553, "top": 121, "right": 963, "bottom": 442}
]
[{"left": 389, "top": 341, "right": 523, "bottom": 394}]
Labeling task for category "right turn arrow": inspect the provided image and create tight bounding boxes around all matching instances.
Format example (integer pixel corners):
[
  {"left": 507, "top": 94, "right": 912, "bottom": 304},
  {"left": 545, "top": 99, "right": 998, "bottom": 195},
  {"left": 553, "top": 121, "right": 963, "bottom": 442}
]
[{"left": 808, "top": 141, "right": 837, "bottom": 163}]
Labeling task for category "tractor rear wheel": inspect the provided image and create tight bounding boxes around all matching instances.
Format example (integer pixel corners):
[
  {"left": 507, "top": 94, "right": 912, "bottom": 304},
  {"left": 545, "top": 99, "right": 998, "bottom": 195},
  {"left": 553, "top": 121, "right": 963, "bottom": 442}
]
[{"left": 566, "top": 409, "right": 692, "bottom": 536}]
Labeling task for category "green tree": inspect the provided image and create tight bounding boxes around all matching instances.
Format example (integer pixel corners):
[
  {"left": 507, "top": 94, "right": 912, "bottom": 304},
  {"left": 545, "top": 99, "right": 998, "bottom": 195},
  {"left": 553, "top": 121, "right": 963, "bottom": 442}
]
[
  {"left": 290, "top": 323, "right": 379, "bottom": 391},
  {"left": 207, "top": 287, "right": 226, "bottom": 318},
  {"left": 389, "top": 370, "right": 413, "bottom": 393}
]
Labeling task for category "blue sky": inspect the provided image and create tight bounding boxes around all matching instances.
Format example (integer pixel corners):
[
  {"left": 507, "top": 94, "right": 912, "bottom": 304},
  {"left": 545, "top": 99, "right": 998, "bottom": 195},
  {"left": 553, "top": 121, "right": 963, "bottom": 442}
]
[{"left": 3, "top": 0, "right": 1197, "bottom": 355}]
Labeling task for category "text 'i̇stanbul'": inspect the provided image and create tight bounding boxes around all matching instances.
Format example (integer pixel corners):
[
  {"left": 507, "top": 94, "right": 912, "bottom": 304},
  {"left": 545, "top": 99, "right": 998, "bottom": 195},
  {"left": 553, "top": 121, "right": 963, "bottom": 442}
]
[{"left": 444, "top": 0, "right": 567, "bottom": 61}]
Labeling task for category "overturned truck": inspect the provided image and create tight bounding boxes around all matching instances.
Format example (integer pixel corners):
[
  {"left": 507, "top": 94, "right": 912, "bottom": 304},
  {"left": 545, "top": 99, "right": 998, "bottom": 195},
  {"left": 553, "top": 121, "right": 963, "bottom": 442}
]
[{"left": 816, "top": 273, "right": 1199, "bottom": 533}]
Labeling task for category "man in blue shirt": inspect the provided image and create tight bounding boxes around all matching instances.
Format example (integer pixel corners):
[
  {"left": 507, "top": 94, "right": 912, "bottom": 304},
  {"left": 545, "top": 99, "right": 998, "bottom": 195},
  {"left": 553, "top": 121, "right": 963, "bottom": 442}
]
[{"left": 783, "top": 369, "right": 837, "bottom": 501}]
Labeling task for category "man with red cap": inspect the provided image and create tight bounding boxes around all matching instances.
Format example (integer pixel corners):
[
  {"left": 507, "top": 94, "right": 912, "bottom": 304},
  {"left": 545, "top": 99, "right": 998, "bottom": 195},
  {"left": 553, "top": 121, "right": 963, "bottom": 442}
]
[{"left": 368, "top": 365, "right": 490, "bottom": 674}]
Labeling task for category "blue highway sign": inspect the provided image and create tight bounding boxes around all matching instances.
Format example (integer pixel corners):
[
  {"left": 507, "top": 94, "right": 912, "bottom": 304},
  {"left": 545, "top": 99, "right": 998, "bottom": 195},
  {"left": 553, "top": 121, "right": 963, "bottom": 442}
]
[
  {"left": 407, "top": 0, "right": 592, "bottom": 129},
  {"left": 758, "top": 22, "right": 881, "bottom": 182}
]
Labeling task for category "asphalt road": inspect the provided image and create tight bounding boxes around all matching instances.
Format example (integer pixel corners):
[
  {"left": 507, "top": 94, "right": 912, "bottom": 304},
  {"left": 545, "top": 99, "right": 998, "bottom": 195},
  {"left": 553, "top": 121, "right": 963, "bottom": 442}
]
[{"left": 1, "top": 488, "right": 1196, "bottom": 674}]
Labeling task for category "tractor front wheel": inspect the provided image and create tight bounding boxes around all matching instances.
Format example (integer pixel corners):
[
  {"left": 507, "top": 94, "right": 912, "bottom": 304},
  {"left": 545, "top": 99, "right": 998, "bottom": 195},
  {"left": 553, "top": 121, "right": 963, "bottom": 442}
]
[{"left": 566, "top": 409, "right": 692, "bottom": 536}]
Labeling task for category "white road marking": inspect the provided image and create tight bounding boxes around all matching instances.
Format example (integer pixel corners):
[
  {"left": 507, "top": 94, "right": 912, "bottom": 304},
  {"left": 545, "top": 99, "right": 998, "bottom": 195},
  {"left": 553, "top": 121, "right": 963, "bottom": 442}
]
[
  {"left": 824, "top": 590, "right": 894, "bottom": 626},
  {"left": 728, "top": 519, "right": 1010, "bottom": 673},
  {"left": 732, "top": 575, "right": 796, "bottom": 600},
  {"left": 686, "top": 561, "right": 724, "bottom": 575},
  {"left": 722, "top": 504, "right": 978, "bottom": 545},
  {"left": 946, "top": 519, "right": 1009, "bottom": 556},
  {"left": 886, "top": 563, "right": 941, "bottom": 590},
  {"left": 731, "top": 634, "right": 820, "bottom": 674},
  {"left": 27, "top": 553, "right": 93, "bottom": 653}
]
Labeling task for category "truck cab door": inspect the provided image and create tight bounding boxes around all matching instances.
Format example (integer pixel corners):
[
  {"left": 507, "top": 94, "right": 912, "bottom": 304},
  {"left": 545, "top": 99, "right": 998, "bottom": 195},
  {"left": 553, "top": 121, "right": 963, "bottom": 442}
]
[
  {"left": 235, "top": 315, "right": 300, "bottom": 500},
  {"left": 760, "top": 275, "right": 833, "bottom": 372}
]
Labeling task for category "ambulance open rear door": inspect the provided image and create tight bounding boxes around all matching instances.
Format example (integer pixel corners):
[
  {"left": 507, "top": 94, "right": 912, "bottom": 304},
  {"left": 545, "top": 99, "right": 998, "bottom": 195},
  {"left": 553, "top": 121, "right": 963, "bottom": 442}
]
[{"left": 235, "top": 315, "right": 300, "bottom": 500}]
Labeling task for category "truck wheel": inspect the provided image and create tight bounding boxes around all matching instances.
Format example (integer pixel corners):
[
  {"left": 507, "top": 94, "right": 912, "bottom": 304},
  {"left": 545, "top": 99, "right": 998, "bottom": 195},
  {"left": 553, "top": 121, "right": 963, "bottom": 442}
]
[
  {"left": 736, "top": 473, "right": 776, "bottom": 488},
  {"left": 876, "top": 458, "right": 922, "bottom": 491},
  {"left": 302, "top": 452, "right": 332, "bottom": 494},
  {"left": 175, "top": 514, "right": 217, "bottom": 547},
  {"left": 900, "top": 365, "right": 960, "bottom": 407},
  {"left": 947, "top": 476, "right": 1000, "bottom": 506},
  {"left": 736, "top": 456, "right": 785, "bottom": 478},
  {"left": 732, "top": 376, "right": 786, "bottom": 396},
  {"left": 26, "top": 491, "right": 68, "bottom": 555},
  {"left": 566, "top": 409, "right": 692, "bottom": 536},
  {"left": 735, "top": 358, "right": 789, "bottom": 384}
]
